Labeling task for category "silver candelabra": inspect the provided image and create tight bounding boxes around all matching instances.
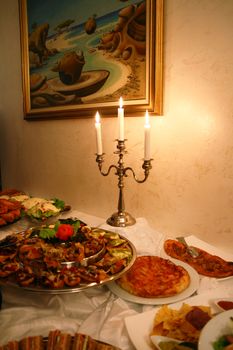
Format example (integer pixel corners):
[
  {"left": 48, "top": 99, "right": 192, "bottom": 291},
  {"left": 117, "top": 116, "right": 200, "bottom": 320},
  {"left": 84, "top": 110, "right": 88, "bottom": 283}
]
[{"left": 96, "top": 138, "right": 152, "bottom": 227}]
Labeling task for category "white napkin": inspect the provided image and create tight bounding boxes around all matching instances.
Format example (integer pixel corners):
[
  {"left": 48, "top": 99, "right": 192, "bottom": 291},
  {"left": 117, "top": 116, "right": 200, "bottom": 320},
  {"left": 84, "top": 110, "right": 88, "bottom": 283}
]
[
  {"left": 0, "top": 285, "right": 141, "bottom": 349},
  {"left": 100, "top": 217, "right": 165, "bottom": 256},
  {"left": 0, "top": 309, "right": 80, "bottom": 344},
  {"left": 78, "top": 293, "right": 139, "bottom": 349},
  {"left": 197, "top": 275, "right": 233, "bottom": 296}
]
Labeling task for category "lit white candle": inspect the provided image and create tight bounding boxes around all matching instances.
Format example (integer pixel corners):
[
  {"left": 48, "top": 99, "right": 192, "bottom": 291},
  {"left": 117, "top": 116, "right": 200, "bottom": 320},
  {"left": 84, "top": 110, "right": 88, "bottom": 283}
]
[
  {"left": 95, "top": 111, "right": 103, "bottom": 155},
  {"left": 118, "top": 97, "right": 124, "bottom": 141},
  {"left": 144, "top": 110, "right": 151, "bottom": 160}
]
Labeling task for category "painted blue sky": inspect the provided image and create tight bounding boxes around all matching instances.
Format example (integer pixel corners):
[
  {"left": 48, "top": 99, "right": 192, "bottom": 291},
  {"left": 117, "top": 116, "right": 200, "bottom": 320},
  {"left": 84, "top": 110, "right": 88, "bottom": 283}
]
[{"left": 27, "top": 0, "right": 142, "bottom": 33}]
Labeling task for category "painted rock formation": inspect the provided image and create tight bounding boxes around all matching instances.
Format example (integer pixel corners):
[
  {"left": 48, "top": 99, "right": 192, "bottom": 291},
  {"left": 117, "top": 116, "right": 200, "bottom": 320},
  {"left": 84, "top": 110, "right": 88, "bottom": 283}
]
[
  {"left": 98, "top": 1, "right": 146, "bottom": 60},
  {"left": 85, "top": 15, "right": 97, "bottom": 34},
  {"left": 52, "top": 50, "right": 85, "bottom": 85},
  {"left": 29, "top": 23, "right": 58, "bottom": 67}
]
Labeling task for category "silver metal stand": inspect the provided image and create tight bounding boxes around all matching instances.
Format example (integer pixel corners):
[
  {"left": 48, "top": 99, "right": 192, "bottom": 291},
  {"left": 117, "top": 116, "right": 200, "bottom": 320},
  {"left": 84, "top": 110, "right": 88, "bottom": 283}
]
[{"left": 96, "top": 139, "right": 152, "bottom": 227}]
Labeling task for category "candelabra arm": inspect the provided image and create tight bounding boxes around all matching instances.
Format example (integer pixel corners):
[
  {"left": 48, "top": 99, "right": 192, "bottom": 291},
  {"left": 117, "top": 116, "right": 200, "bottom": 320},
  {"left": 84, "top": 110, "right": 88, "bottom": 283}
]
[
  {"left": 100, "top": 164, "right": 118, "bottom": 177},
  {"left": 96, "top": 154, "right": 118, "bottom": 176},
  {"left": 124, "top": 159, "right": 153, "bottom": 183}
]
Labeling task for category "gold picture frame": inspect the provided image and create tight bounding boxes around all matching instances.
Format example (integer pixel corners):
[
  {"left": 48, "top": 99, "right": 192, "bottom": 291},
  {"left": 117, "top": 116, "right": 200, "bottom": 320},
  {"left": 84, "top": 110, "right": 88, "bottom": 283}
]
[{"left": 19, "top": 0, "right": 163, "bottom": 120}]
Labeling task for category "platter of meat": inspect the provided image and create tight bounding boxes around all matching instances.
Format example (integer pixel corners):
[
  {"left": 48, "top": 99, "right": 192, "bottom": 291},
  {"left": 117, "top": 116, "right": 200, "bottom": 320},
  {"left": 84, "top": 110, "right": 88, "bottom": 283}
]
[
  {"left": 0, "top": 197, "right": 23, "bottom": 226},
  {"left": 0, "top": 218, "right": 136, "bottom": 294}
]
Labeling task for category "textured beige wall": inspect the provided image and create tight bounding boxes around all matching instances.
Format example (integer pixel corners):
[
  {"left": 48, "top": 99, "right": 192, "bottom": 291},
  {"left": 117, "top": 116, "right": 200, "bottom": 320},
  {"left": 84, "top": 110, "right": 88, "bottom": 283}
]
[{"left": 1, "top": 0, "right": 233, "bottom": 252}]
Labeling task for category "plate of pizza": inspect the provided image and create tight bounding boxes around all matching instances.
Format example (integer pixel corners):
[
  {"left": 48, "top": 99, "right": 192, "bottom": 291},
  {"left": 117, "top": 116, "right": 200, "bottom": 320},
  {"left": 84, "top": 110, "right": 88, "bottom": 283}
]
[
  {"left": 107, "top": 255, "right": 199, "bottom": 305},
  {"left": 0, "top": 218, "right": 136, "bottom": 294},
  {"left": 162, "top": 236, "right": 233, "bottom": 279}
]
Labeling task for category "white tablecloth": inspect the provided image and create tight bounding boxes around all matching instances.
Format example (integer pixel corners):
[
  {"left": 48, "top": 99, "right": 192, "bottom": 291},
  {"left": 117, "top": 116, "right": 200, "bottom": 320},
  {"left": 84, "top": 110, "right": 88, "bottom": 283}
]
[{"left": 0, "top": 211, "right": 233, "bottom": 349}]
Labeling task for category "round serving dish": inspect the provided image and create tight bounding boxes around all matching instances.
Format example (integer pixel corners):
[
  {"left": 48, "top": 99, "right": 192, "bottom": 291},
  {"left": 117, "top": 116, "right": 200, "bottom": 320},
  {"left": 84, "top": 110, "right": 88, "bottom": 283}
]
[{"left": 0, "top": 223, "right": 136, "bottom": 294}]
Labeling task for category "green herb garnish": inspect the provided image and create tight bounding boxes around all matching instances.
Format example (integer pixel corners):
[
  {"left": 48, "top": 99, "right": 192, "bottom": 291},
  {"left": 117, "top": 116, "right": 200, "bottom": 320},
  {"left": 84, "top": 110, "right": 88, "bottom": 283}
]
[
  {"left": 39, "top": 227, "right": 57, "bottom": 239},
  {"left": 52, "top": 198, "right": 65, "bottom": 210},
  {"left": 213, "top": 335, "right": 230, "bottom": 350}
]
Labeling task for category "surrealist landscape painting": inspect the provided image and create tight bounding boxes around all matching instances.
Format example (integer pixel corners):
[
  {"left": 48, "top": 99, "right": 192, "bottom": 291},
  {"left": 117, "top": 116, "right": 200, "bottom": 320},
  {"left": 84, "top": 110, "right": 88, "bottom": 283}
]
[{"left": 25, "top": 0, "right": 148, "bottom": 112}]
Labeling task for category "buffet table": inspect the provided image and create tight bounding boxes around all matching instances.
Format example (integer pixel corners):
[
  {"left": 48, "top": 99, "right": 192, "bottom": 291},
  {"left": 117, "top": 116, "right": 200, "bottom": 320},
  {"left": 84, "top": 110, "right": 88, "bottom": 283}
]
[{"left": 0, "top": 211, "right": 233, "bottom": 349}]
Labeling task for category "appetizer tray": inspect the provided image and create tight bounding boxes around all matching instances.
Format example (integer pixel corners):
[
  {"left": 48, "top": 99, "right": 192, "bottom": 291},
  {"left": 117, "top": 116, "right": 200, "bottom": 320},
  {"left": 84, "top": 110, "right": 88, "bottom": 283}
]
[
  {"left": 0, "top": 188, "right": 71, "bottom": 227},
  {"left": 0, "top": 218, "right": 136, "bottom": 294}
]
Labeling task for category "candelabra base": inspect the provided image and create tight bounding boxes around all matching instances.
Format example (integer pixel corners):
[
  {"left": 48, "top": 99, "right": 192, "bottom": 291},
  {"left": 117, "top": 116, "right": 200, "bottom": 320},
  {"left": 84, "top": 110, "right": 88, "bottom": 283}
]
[{"left": 107, "top": 211, "right": 136, "bottom": 227}]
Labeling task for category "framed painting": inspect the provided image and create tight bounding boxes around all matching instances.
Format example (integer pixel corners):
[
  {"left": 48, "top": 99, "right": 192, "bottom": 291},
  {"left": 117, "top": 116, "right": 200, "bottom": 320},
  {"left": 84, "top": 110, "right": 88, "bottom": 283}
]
[{"left": 19, "top": 0, "right": 163, "bottom": 120}]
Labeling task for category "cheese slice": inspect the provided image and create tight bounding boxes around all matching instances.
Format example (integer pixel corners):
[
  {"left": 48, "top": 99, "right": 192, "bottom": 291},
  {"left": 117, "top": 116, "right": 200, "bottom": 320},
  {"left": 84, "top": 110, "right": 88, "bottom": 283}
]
[
  {"left": 22, "top": 197, "right": 45, "bottom": 210},
  {"left": 11, "top": 195, "right": 30, "bottom": 202}
]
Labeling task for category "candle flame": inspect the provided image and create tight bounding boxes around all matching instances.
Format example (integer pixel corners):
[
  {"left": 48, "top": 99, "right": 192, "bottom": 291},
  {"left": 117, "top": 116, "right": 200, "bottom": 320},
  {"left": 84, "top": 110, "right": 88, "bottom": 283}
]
[
  {"left": 119, "top": 97, "right": 123, "bottom": 109},
  {"left": 95, "top": 111, "right": 100, "bottom": 123},
  {"left": 145, "top": 110, "right": 150, "bottom": 127}
]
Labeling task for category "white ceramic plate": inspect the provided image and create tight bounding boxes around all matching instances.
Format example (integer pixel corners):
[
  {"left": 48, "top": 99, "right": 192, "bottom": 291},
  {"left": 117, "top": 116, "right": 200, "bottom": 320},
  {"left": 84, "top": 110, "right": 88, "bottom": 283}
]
[
  {"left": 124, "top": 293, "right": 220, "bottom": 350},
  {"left": 107, "top": 259, "right": 200, "bottom": 305},
  {"left": 198, "top": 309, "right": 233, "bottom": 350}
]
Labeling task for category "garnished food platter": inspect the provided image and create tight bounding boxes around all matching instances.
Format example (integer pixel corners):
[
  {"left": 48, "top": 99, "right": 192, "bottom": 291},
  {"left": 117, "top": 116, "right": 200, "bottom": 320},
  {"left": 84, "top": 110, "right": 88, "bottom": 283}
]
[
  {"left": 0, "top": 218, "right": 136, "bottom": 294},
  {"left": 0, "top": 189, "right": 71, "bottom": 227}
]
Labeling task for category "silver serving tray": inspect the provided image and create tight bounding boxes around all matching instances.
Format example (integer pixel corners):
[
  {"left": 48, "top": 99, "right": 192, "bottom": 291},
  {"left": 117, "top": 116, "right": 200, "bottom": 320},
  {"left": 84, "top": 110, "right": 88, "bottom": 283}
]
[{"left": 0, "top": 228, "right": 136, "bottom": 294}]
